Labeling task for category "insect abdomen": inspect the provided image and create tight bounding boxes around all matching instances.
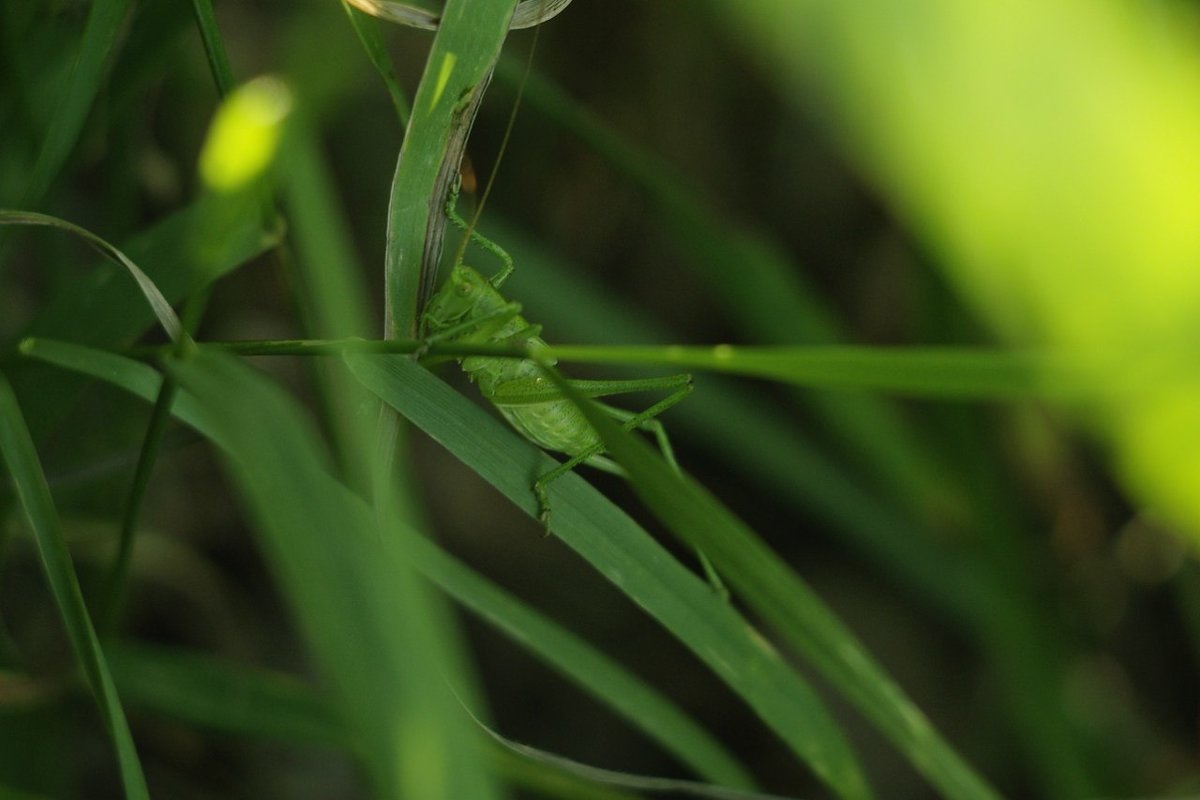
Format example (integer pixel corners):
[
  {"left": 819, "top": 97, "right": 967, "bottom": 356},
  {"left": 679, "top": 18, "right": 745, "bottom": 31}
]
[
  {"left": 497, "top": 397, "right": 599, "bottom": 456},
  {"left": 464, "top": 341, "right": 600, "bottom": 457},
  {"left": 431, "top": 267, "right": 601, "bottom": 457}
]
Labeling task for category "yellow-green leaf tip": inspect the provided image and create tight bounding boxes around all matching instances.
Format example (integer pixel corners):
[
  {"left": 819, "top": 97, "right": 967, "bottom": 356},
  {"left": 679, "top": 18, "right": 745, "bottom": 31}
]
[{"left": 199, "top": 76, "right": 294, "bottom": 192}]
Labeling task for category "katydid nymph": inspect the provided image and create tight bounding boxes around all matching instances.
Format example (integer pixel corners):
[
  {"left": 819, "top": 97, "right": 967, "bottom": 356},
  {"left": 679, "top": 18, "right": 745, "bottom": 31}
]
[
  {"left": 421, "top": 188, "right": 692, "bottom": 523},
  {"left": 421, "top": 188, "right": 726, "bottom": 596}
]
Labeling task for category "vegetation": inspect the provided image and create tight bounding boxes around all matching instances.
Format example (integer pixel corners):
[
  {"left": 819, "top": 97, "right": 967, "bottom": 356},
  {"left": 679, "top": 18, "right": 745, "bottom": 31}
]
[{"left": 0, "top": 0, "right": 1197, "bottom": 797}]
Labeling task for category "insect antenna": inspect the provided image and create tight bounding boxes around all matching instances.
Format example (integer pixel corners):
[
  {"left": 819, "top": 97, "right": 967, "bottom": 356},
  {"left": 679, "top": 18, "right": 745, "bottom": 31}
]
[{"left": 450, "top": 6, "right": 544, "bottom": 272}]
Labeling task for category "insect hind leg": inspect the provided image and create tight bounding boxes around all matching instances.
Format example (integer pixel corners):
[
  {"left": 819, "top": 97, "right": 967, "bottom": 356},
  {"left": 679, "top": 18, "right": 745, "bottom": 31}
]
[
  {"left": 533, "top": 380, "right": 692, "bottom": 524},
  {"left": 598, "top": 391, "right": 729, "bottom": 601},
  {"left": 597, "top": 406, "right": 679, "bottom": 471}
]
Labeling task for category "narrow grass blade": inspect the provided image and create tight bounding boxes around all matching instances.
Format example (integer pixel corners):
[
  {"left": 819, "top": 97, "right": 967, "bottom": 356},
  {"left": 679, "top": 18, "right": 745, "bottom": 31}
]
[
  {"left": 280, "top": 127, "right": 375, "bottom": 340},
  {"left": 282, "top": 121, "right": 379, "bottom": 489},
  {"left": 2, "top": 210, "right": 189, "bottom": 601},
  {"left": 546, "top": 344, "right": 1063, "bottom": 399},
  {"left": 382, "top": 0, "right": 517, "bottom": 337},
  {"left": 22, "top": 337, "right": 755, "bottom": 790},
  {"left": 188, "top": 0, "right": 235, "bottom": 98},
  {"left": 479, "top": 726, "right": 793, "bottom": 800},
  {"left": 491, "top": 747, "right": 640, "bottom": 800},
  {"left": 0, "top": 373, "right": 148, "bottom": 799},
  {"left": 405, "top": 533, "right": 755, "bottom": 789},
  {"left": 107, "top": 643, "right": 343, "bottom": 747},
  {"left": 544, "top": 368, "right": 1001, "bottom": 800},
  {"left": 165, "top": 350, "right": 500, "bottom": 799},
  {"left": 97, "top": 378, "right": 179, "bottom": 635},
  {"left": 0, "top": 211, "right": 183, "bottom": 342},
  {"left": 23, "top": 0, "right": 132, "bottom": 206},
  {"left": 346, "top": 354, "right": 872, "bottom": 800},
  {"left": 342, "top": 1, "right": 411, "bottom": 126},
  {"left": 18, "top": 340, "right": 217, "bottom": 438}
]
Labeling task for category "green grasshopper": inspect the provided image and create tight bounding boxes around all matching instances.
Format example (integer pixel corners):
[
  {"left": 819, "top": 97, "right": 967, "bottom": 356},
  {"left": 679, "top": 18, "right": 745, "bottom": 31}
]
[{"left": 420, "top": 188, "right": 693, "bottom": 526}]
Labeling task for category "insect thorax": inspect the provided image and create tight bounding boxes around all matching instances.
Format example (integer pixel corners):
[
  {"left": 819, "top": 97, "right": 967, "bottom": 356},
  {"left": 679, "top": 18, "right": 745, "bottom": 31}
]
[{"left": 423, "top": 264, "right": 506, "bottom": 336}]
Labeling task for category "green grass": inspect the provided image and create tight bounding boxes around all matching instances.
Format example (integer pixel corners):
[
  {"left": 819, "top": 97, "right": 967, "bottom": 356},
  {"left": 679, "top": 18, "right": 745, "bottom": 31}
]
[{"left": 0, "top": 1, "right": 1195, "bottom": 798}]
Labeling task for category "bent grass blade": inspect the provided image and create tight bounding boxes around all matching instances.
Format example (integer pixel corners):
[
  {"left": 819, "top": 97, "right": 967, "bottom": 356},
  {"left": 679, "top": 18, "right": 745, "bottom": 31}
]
[{"left": 0, "top": 211, "right": 183, "bottom": 343}]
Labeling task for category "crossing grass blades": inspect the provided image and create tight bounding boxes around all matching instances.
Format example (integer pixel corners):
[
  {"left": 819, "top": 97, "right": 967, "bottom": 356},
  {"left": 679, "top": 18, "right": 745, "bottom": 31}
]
[{"left": 419, "top": 184, "right": 726, "bottom": 593}]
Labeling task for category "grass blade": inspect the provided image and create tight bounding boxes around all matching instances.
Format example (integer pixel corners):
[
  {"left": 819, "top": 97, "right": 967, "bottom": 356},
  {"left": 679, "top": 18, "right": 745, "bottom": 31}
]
[
  {"left": 17, "top": 340, "right": 213, "bottom": 431},
  {"left": 0, "top": 210, "right": 183, "bottom": 343},
  {"left": 477, "top": 723, "right": 794, "bottom": 800},
  {"left": 342, "top": 2, "right": 411, "bottom": 126},
  {"left": 382, "top": 0, "right": 517, "bottom": 337},
  {"left": 188, "top": 0, "right": 235, "bottom": 98},
  {"left": 22, "top": 337, "right": 755, "bottom": 790},
  {"left": 107, "top": 645, "right": 642, "bottom": 800},
  {"left": 0, "top": 373, "right": 148, "bottom": 799},
  {"left": 20, "top": 333, "right": 465, "bottom": 794},
  {"left": 6, "top": 195, "right": 276, "bottom": 441},
  {"left": 282, "top": 120, "right": 380, "bottom": 490},
  {"left": 22, "top": 0, "right": 132, "bottom": 206},
  {"left": 107, "top": 643, "right": 343, "bottom": 747},
  {"left": 405, "top": 533, "right": 755, "bottom": 789},
  {"left": 546, "top": 344, "right": 1061, "bottom": 399},
  {"left": 164, "top": 350, "right": 501, "bottom": 799},
  {"left": 346, "top": 353, "right": 872, "bottom": 800},
  {"left": 14, "top": 194, "right": 272, "bottom": 348},
  {"left": 96, "top": 378, "right": 179, "bottom": 635},
  {"left": 544, "top": 367, "right": 1001, "bottom": 800}
]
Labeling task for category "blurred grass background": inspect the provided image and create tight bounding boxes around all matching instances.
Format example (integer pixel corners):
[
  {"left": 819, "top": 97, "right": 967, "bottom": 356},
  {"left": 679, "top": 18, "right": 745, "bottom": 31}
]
[{"left": 1, "top": 0, "right": 1198, "bottom": 798}]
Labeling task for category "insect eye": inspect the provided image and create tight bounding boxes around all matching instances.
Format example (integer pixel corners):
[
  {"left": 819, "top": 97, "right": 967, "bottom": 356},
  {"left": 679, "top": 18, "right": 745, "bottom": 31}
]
[{"left": 455, "top": 280, "right": 473, "bottom": 296}]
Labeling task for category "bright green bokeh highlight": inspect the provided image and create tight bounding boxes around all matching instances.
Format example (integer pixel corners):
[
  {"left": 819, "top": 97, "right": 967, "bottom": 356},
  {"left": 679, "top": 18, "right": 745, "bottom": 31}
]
[
  {"left": 722, "top": 0, "right": 1200, "bottom": 541},
  {"left": 199, "top": 76, "right": 293, "bottom": 192}
]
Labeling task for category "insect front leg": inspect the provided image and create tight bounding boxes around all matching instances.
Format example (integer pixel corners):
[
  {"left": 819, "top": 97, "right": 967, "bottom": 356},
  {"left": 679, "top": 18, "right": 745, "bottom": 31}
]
[
  {"left": 495, "top": 373, "right": 694, "bottom": 406},
  {"left": 595, "top": 386, "right": 731, "bottom": 601},
  {"left": 421, "top": 301, "right": 524, "bottom": 348},
  {"left": 445, "top": 183, "right": 515, "bottom": 287}
]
